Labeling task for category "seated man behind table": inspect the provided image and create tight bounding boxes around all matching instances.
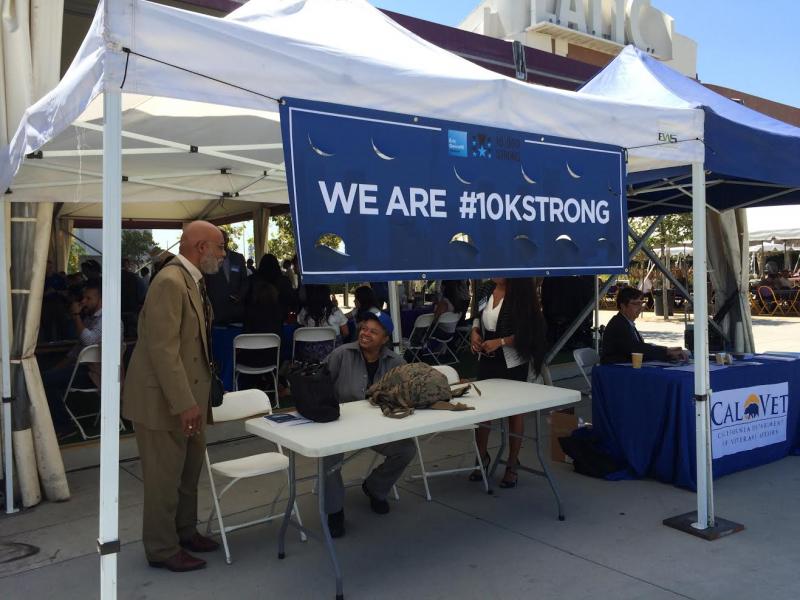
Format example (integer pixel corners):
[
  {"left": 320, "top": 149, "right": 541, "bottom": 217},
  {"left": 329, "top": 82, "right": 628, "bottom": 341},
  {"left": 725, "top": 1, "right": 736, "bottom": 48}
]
[
  {"left": 321, "top": 310, "right": 415, "bottom": 539},
  {"left": 601, "top": 287, "right": 687, "bottom": 364},
  {"left": 42, "top": 278, "right": 103, "bottom": 437}
]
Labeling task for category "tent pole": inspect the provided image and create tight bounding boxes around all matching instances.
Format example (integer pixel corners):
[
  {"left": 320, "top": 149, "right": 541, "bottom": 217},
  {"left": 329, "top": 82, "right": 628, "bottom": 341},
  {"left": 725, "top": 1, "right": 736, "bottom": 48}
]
[
  {"left": 593, "top": 278, "right": 600, "bottom": 354},
  {"left": 388, "top": 281, "right": 402, "bottom": 355},
  {"left": 0, "top": 199, "right": 16, "bottom": 514},
  {"left": 666, "top": 162, "right": 744, "bottom": 539},
  {"left": 99, "top": 90, "right": 122, "bottom": 600},
  {"left": 691, "top": 162, "right": 712, "bottom": 530}
]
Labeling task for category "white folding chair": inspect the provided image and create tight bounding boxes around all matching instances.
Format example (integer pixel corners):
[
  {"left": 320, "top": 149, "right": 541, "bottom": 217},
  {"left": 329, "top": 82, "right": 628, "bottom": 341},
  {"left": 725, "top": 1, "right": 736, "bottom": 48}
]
[
  {"left": 402, "top": 312, "right": 435, "bottom": 362},
  {"left": 454, "top": 320, "right": 473, "bottom": 353},
  {"left": 573, "top": 347, "right": 600, "bottom": 398},
  {"left": 232, "top": 333, "right": 281, "bottom": 405},
  {"left": 205, "top": 389, "right": 306, "bottom": 564},
  {"left": 407, "top": 365, "right": 488, "bottom": 501},
  {"left": 291, "top": 326, "right": 337, "bottom": 363},
  {"left": 423, "top": 312, "right": 461, "bottom": 365},
  {"left": 62, "top": 344, "right": 126, "bottom": 440}
]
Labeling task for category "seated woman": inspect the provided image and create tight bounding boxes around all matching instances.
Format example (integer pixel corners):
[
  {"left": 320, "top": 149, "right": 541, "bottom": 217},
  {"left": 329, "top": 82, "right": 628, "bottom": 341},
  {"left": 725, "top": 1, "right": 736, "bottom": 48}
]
[
  {"left": 295, "top": 284, "right": 349, "bottom": 363},
  {"left": 321, "top": 311, "right": 415, "bottom": 539},
  {"left": 601, "top": 287, "right": 688, "bottom": 364}
]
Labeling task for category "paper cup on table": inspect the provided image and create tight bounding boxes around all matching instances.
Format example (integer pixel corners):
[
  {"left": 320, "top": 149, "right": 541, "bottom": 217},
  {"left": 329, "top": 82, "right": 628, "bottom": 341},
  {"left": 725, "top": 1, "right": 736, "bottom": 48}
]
[
  {"left": 715, "top": 353, "right": 726, "bottom": 365},
  {"left": 631, "top": 353, "right": 643, "bottom": 369}
]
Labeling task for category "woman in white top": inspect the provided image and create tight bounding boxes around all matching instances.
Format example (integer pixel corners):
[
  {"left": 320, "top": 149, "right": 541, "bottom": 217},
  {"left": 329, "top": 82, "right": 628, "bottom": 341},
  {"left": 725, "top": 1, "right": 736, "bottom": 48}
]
[
  {"left": 469, "top": 277, "right": 546, "bottom": 488},
  {"left": 296, "top": 284, "right": 349, "bottom": 362}
]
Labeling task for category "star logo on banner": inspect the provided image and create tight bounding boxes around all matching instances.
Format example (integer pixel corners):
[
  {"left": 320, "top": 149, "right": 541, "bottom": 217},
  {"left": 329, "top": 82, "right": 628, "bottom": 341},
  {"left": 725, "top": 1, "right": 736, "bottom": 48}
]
[{"left": 471, "top": 134, "right": 493, "bottom": 159}]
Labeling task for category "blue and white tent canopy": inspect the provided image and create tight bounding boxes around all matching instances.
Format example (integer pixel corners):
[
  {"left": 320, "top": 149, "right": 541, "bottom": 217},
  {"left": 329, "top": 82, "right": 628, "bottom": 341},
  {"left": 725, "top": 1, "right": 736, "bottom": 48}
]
[{"left": 580, "top": 46, "right": 800, "bottom": 217}]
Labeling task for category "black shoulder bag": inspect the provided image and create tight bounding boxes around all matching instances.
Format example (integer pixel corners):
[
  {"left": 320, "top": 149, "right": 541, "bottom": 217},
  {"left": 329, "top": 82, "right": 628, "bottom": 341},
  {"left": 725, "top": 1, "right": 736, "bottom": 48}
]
[
  {"left": 288, "top": 362, "right": 339, "bottom": 422},
  {"left": 210, "top": 366, "right": 225, "bottom": 408}
]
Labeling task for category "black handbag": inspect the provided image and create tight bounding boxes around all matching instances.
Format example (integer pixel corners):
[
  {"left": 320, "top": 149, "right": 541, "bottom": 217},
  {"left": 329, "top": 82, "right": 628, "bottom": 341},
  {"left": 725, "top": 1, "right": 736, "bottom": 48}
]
[
  {"left": 210, "top": 366, "right": 224, "bottom": 408},
  {"left": 288, "top": 362, "right": 339, "bottom": 422}
]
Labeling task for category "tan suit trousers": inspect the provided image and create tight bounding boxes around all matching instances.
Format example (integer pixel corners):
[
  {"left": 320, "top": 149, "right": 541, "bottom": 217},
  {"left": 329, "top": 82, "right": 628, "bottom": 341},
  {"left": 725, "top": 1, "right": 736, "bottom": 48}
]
[{"left": 135, "top": 424, "right": 206, "bottom": 561}]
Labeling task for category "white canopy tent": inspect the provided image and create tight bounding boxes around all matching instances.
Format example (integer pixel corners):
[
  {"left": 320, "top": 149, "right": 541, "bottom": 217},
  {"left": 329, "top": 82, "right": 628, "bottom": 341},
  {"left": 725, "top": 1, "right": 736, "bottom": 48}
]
[{"left": 0, "top": 0, "right": 709, "bottom": 597}]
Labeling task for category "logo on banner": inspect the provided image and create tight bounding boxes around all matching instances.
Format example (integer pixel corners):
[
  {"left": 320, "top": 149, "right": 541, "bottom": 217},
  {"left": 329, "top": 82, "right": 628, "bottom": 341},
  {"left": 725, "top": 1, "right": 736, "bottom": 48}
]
[
  {"left": 710, "top": 383, "right": 789, "bottom": 459},
  {"left": 448, "top": 130, "right": 468, "bottom": 157},
  {"left": 471, "top": 133, "right": 493, "bottom": 159}
]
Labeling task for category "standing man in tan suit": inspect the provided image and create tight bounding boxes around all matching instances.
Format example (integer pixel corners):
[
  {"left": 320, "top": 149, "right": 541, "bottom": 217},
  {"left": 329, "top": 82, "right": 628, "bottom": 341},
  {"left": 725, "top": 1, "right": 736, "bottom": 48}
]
[{"left": 123, "top": 221, "right": 226, "bottom": 572}]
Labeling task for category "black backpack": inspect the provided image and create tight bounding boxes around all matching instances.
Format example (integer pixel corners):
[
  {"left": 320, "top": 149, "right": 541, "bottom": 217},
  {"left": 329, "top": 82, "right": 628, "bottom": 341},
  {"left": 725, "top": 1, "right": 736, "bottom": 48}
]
[{"left": 558, "top": 428, "right": 625, "bottom": 479}]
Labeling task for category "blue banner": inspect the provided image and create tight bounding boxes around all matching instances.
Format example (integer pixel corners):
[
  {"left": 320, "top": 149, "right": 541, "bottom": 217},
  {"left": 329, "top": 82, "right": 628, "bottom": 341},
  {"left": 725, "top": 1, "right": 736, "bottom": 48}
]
[{"left": 280, "top": 98, "right": 627, "bottom": 283}]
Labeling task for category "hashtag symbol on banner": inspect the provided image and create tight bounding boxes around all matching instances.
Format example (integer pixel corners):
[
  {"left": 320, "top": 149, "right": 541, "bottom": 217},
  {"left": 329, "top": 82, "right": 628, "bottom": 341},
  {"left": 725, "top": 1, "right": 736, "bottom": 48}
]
[{"left": 459, "top": 191, "right": 477, "bottom": 219}]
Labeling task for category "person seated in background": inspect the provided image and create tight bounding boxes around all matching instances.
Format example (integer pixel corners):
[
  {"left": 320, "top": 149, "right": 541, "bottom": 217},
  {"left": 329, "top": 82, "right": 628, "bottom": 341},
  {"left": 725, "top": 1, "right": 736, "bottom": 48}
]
[
  {"left": 42, "top": 278, "right": 103, "bottom": 438},
  {"left": 44, "top": 260, "right": 67, "bottom": 295},
  {"left": 759, "top": 262, "right": 789, "bottom": 290},
  {"left": 601, "top": 287, "right": 688, "bottom": 365},
  {"left": 321, "top": 311, "right": 414, "bottom": 539},
  {"left": 121, "top": 257, "right": 142, "bottom": 337},
  {"left": 346, "top": 285, "right": 380, "bottom": 324},
  {"left": 295, "top": 284, "right": 349, "bottom": 363},
  {"left": 246, "top": 257, "right": 256, "bottom": 276},
  {"left": 433, "top": 279, "right": 470, "bottom": 320}
]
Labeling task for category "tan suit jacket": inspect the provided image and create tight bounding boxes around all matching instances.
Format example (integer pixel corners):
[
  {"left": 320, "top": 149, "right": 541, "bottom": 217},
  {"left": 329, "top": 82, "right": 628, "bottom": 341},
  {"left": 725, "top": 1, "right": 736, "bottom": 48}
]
[{"left": 122, "top": 261, "right": 213, "bottom": 430}]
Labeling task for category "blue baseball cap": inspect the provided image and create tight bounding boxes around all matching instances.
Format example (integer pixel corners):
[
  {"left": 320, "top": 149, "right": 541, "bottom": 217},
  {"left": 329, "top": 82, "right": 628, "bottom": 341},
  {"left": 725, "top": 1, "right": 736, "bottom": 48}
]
[{"left": 361, "top": 309, "right": 394, "bottom": 336}]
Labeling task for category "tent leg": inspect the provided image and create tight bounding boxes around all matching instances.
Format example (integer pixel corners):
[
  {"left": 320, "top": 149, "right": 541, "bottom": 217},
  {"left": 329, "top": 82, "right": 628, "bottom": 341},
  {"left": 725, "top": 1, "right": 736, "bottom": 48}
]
[
  {"left": 593, "top": 280, "right": 600, "bottom": 354},
  {"left": 663, "top": 162, "right": 743, "bottom": 541},
  {"left": 691, "top": 163, "right": 712, "bottom": 529},
  {"left": 388, "top": 281, "right": 403, "bottom": 355},
  {"left": 99, "top": 90, "right": 122, "bottom": 599},
  {"left": 0, "top": 200, "right": 16, "bottom": 514}
]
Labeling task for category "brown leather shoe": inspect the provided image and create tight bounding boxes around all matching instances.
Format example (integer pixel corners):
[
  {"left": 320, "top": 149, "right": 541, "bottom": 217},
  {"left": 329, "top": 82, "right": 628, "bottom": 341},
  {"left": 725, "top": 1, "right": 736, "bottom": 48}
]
[
  {"left": 179, "top": 532, "right": 220, "bottom": 553},
  {"left": 148, "top": 549, "right": 206, "bottom": 572}
]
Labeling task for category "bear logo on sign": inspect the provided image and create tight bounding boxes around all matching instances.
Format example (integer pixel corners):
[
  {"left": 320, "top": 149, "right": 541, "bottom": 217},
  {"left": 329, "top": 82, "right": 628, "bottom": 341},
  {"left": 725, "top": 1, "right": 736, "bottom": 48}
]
[{"left": 743, "top": 394, "right": 760, "bottom": 420}]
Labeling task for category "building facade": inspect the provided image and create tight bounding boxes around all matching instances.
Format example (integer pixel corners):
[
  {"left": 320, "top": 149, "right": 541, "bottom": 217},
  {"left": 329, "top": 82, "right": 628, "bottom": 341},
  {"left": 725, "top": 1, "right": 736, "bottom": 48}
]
[{"left": 458, "top": 0, "right": 697, "bottom": 76}]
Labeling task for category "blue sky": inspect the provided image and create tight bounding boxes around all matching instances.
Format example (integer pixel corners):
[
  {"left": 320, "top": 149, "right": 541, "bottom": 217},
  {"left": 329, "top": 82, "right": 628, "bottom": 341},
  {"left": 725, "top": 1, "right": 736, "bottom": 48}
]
[{"left": 368, "top": 0, "right": 799, "bottom": 108}]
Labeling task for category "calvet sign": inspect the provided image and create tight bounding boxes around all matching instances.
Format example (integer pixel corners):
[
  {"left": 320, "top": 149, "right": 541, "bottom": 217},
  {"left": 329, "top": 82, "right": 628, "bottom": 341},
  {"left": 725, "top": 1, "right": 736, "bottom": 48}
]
[{"left": 710, "top": 383, "right": 789, "bottom": 459}]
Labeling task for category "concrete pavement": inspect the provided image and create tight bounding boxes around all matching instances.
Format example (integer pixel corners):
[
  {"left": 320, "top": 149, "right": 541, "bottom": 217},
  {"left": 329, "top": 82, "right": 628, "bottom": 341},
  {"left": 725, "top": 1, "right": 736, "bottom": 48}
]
[{"left": 2, "top": 311, "right": 799, "bottom": 599}]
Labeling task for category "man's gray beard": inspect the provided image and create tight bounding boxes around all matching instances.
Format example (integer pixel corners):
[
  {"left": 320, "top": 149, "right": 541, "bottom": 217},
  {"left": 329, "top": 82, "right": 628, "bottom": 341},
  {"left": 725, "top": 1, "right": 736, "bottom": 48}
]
[{"left": 200, "top": 254, "right": 221, "bottom": 275}]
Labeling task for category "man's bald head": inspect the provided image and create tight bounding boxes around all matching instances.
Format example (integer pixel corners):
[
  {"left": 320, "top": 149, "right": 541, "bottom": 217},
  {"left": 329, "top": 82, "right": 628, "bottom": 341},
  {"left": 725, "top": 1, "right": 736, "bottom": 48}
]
[{"left": 180, "top": 221, "right": 225, "bottom": 274}]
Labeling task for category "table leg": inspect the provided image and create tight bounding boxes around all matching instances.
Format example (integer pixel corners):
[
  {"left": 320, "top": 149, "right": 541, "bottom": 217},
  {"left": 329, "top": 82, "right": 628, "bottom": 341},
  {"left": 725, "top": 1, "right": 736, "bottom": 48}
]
[
  {"left": 488, "top": 418, "right": 507, "bottom": 485},
  {"left": 318, "top": 458, "right": 344, "bottom": 600},
  {"left": 278, "top": 450, "right": 297, "bottom": 559},
  {"left": 534, "top": 411, "right": 565, "bottom": 521}
]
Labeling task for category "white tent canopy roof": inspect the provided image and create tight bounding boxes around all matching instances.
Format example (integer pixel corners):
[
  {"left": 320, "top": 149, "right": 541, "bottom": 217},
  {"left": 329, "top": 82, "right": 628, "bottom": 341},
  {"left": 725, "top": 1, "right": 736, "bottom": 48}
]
[
  {"left": 749, "top": 228, "right": 800, "bottom": 244},
  {"left": 0, "top": 0, "right": 705, "bottom": 220}
]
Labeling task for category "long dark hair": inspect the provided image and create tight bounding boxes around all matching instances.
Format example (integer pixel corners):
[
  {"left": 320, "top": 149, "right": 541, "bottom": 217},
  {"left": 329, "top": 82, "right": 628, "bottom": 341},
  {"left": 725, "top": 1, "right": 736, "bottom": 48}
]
[
  {"left": 354, "top": 285, "right": 378, "bottom": 313},
  {"left": 305, "top": 284, "right": 335, "bottom": 324},
  {"left": 257, "top": 254, "right": 283, "bottom": 284},
  {"left": 505, "top": 277, "right": 546, "bottom": 375}
]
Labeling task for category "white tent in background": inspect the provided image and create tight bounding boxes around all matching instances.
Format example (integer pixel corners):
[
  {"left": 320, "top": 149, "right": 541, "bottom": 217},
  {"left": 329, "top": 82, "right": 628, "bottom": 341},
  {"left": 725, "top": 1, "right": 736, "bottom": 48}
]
[{"left": 0, "top": 1, "right": 708, "bottom": 597}]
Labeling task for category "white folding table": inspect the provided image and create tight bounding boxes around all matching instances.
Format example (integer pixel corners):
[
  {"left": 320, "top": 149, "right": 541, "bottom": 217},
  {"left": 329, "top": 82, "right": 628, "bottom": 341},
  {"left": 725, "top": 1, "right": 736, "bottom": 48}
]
[{"left": 245, "top": 378, "right": 580, "bottom": 599}]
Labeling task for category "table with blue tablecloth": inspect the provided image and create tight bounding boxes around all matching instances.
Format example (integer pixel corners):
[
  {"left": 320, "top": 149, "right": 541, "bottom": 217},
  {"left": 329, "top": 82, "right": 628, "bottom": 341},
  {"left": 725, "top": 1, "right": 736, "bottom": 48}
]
[
  {"left": 591, "top": 355, "right": 800, "bottom": 490},
  {"left": 212, "top": 324, "right": 298, "bottom": 390}
]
